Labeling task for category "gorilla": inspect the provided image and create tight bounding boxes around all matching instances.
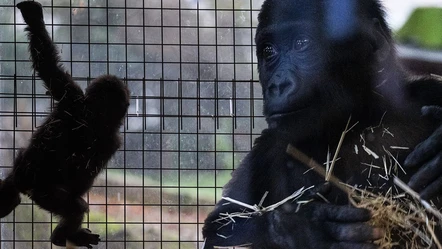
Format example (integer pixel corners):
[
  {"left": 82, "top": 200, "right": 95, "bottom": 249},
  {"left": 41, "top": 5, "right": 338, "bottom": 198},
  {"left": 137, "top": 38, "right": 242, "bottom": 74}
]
[
  {"left": 0, "top": 1, "right": 129, "bottom": 248},
  {"left": 202, "top": 0, "right": 442, "bottom": 248}
]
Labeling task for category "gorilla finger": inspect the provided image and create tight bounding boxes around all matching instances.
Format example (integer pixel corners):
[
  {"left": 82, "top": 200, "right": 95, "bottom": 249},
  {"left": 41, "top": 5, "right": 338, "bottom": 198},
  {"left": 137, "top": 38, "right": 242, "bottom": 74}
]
[
  {"left": 420, "top": 174, "right": 442, "bottom": 200},
  {"left": 408, "top": 152, "right": 442, "bottom": 190},
  {"left": 325, "top": 222, "right": 384, "bottom": 242},
  {"left": 315, "top": 181, "right": 331, "bottom": 196},
  {"left": 422, "top": 106, "right": 442, "bottom": 121},
  {"left": 302, "top": 182, "right": 331, "bottom": 201},
  {"left": 330, "top": 242, "right": 379, "bottom": 249},
  {"left": 404, "top": 132, "right": 442, "bottom": 168},
  {"left": 314, "top": 204, "right": 371, "bottom": 222}
]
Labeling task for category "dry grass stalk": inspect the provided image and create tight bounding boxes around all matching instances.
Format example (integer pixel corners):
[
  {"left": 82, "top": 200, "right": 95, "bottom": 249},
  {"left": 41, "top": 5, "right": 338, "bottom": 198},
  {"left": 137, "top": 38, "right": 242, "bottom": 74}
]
[
  {"left": 286, "top": 144, "right": 352, "bottom": 195},
  {"left": 393, "top": 178, "right": 442, "bottom": 222},
  {"left": 326, "top": 117, "right": 358, "bottom": 181},
  {"left": 214, "top": 186, "right": 313, "bottom": 228},
  {"left": 211, "top": 186, "right": 313, "bottom": 248}
]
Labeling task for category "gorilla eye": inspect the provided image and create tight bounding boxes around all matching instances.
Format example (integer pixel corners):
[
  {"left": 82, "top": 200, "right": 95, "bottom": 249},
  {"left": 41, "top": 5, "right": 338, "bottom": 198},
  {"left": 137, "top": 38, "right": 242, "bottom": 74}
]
[
  {"left": 294, "top": 37, "right": 310, "bottom": 51},
  {"left": 262, "top": 45, "right": 278, "bottom": 60}
]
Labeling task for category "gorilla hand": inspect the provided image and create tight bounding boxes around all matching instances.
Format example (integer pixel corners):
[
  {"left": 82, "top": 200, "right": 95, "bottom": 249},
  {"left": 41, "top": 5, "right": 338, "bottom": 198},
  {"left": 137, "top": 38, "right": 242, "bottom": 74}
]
[
  {"left": 269, "top": 202, "right": 383, "bottom": 249},
  {"left": 405, "top": 106, "right": 442, "bottom": 200},
  {"left": 17, "top": 1, "right": 44, "bottom": 27}
]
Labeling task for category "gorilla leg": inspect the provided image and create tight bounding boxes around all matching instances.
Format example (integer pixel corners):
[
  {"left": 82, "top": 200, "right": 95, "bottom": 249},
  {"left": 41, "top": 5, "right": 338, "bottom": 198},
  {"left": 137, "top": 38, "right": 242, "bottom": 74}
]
[
  {"left": 32, "top": 187, "right": 99, "bottom": 248},
  {"left": 0, "top": 175, "right": 21, "bottom": 217}
]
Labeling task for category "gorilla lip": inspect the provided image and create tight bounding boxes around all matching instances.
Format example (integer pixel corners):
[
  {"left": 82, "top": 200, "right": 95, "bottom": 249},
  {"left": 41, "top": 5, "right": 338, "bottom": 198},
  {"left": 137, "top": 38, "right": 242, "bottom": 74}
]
[
  {"left": 267, "top": 108, "right": 308, "bottom": 120},
  {"left": 267, "top": 102, "right": 311, "bottom": 120},
  {"left": 268, "top": 112, "right": 297, "bottom": 119}
]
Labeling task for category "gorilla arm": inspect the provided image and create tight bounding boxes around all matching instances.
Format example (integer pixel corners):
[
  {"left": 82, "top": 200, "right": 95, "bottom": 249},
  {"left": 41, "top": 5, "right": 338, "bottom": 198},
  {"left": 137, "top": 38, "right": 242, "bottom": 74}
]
[
  {"left": 17, "top": 1, "right": 83, "bottom": 101},
  {"left": 397, "top": 77, "right": 442, "bottom": 199},
  {"left": 202, "top": 130, "right": 382, "bottom": 249}
]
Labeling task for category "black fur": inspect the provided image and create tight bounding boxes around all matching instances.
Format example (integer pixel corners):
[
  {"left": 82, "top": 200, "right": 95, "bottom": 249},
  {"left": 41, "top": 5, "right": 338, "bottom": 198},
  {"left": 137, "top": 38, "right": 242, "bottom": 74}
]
[
  {"left": 203, "top": 0, "right": 442, "bottom": 248},
  {"left": 0, "top": 2, "right": 130, "bottom": 248}
]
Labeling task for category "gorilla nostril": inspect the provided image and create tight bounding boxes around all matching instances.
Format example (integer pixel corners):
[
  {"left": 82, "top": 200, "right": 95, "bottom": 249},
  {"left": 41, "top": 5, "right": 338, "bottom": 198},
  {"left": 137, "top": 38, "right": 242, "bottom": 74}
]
[
  {"left": 279, "top": 81, "right": 293, "bottom": 94},
  {"left": 267, "top": 81, "right": 295, "bottom": 96},
  {"left": 267, "top": 84, "right": 278, "bottom": 96}
]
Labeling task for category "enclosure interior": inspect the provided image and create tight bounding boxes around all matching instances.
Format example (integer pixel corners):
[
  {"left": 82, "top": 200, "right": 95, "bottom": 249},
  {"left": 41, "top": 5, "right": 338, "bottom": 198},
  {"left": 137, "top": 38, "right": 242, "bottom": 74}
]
[{"left": 0, "top": 0, "right": 265, "bottom": 248}]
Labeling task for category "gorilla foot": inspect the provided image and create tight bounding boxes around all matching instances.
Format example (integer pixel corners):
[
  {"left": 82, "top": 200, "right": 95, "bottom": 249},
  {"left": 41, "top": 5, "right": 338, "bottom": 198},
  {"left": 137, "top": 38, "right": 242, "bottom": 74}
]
[
  {"left": 52, "top": 228, "right": 100, "bottom": 249},
  {"left": 68, "top": 228, "right": 100, "bottom": 249}
]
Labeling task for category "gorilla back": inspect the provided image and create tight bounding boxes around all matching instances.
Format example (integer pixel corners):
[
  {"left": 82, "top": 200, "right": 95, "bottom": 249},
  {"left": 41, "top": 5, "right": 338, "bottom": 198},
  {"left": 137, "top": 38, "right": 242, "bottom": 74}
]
[{"left": 203, "top": 0, "right": 442, "bottom": 248}]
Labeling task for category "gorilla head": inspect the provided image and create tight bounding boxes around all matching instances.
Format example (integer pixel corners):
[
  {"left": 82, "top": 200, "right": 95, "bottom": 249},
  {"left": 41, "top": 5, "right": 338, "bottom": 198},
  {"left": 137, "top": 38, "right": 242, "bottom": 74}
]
[{"left": 255, "top": 0, "right": 397, "bottom": 141}]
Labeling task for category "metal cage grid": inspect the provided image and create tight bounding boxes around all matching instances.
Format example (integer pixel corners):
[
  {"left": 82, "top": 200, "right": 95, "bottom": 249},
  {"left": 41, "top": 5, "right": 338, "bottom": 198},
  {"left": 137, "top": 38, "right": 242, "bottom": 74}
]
[{"left": 0, "top": 0, "right": 265, "bottom": 248}]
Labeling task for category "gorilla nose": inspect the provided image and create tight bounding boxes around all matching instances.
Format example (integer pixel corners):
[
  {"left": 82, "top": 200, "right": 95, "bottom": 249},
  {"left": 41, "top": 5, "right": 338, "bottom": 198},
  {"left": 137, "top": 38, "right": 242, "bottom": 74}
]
[{"left": 267, "top": 80, "right": 296, "bottom": 97}]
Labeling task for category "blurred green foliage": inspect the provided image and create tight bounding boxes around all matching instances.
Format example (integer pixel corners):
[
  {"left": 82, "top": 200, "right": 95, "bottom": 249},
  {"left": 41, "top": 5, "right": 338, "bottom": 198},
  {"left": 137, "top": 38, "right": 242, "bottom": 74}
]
[{"left": 396, "top": 7, "right": 442, "bottom": 50}]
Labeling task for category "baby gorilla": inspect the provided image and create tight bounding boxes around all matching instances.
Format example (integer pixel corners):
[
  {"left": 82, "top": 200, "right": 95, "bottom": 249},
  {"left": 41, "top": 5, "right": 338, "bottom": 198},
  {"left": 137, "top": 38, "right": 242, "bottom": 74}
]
[{"left": 0, "top": 1, "right": 130, "bottom": 248}]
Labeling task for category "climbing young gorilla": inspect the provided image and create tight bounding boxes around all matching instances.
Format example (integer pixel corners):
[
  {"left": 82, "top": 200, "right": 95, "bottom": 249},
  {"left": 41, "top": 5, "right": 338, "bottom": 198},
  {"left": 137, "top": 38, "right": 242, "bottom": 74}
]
[
  {"left": 0, "top": 1, "right": 129, "bottom": 248},
  {"left": 203, "top": 0, "right": 442, "bottom": 248}
]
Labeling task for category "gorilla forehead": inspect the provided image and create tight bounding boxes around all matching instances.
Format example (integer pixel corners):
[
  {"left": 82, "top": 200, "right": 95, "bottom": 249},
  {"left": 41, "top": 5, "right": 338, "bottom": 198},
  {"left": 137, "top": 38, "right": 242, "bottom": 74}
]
[
  {"left": 257, "top": 0, "right": 323, "bottom": 31},
  {"left": 256, "top": 0, "right": 388, "bottom": 35}
]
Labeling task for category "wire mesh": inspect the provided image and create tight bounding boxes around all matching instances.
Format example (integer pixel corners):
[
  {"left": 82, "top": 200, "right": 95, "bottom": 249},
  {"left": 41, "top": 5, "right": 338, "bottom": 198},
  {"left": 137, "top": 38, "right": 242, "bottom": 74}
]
[{"left": 0, "top": 0, "right": 266, "bottom": 248}]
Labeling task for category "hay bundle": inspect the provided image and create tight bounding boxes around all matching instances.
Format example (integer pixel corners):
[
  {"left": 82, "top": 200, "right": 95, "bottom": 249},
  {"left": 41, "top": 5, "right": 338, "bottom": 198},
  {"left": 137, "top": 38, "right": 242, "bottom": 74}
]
[
  {"left": 350, "top": 183, "right": 441, "bottom": 249},
  {"left": 287, "top": 145, "right": 442, "bottom": 249}
]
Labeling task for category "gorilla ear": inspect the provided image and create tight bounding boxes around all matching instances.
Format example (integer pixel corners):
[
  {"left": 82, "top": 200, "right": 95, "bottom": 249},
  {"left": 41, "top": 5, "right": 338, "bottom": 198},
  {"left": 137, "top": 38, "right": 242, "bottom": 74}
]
[{"left": 370, "top": 18, "right": 391, "bottom": 62}]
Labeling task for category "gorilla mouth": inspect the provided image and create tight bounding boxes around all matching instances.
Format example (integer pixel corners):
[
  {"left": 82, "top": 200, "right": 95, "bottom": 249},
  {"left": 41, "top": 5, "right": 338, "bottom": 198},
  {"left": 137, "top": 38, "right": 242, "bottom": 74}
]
[
  {"left": 265, "top": 96, "right": 314, "bottom": 120},
  {"left": 267, "top": 107, "right": 309, "bottom": 120},
  {"left": 268, "top": 111, "right": 297, "bottom": 119}
]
